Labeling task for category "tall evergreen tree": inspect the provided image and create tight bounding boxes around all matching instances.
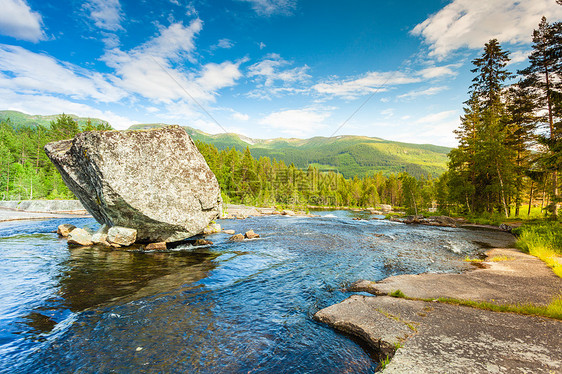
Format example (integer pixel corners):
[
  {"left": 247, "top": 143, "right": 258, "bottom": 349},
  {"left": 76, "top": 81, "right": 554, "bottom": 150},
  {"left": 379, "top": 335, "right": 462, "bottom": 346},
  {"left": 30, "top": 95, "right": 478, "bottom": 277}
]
[{"left": 519, "top": 17, "right": 562, "bottom": 217}]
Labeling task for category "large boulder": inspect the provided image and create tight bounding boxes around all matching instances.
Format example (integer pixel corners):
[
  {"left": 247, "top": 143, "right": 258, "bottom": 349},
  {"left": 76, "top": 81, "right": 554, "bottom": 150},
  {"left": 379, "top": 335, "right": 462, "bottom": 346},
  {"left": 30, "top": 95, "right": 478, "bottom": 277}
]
[{"left": 44, "top": 126, "right": 222, "bottom": 243}]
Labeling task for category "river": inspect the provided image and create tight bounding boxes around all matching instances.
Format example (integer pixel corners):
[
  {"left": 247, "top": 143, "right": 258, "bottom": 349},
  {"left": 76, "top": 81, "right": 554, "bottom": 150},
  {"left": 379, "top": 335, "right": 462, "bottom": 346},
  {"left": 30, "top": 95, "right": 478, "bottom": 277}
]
[{"left": 0, "top": 211, "right": 514, "bottom": 373}]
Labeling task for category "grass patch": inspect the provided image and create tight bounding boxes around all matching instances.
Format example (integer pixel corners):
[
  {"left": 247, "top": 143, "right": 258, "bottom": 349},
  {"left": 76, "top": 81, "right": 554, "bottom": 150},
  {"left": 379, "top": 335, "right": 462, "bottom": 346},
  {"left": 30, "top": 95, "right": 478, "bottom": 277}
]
[
  {"left": 387, "top": 289, "right": 562, "bottom": 320},
  {"left": 464, "top": 256, "right": 484, "bottom": 263},
  {"left": 513, "top": 222, "right": 562, "bottom": 278},
  {"left": 389, "top": 289, "right": 406, "bottom": 298},
  {"left": 489, "top": 255, "right": 516, "bottom": 262}
]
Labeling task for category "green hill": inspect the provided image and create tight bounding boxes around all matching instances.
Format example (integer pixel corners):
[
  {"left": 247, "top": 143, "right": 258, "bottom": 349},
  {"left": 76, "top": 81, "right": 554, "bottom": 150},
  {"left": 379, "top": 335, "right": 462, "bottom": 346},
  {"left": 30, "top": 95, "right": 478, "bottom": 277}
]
[
  {"left": 130, "top": 124, "right": 450, "bottom": 178},
  {"left": 0, "top": 110, "right": 108, "bottom": 129},
  {"left": 1, "top": 111, "right": 451, "bottom": 178}
]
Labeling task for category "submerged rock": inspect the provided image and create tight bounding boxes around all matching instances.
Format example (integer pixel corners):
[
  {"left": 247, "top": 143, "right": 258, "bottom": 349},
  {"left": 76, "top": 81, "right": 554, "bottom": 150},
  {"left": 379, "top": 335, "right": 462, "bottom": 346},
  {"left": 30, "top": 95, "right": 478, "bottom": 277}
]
[
  {"left": 244, "top": 230, "right": 260, "bottom": 239},
  {"left": 145, "top": 242, "right": 167, "bottom": 251},
  {"left": 229, "top": 233, "right": 244, "bottom": 241},
  {"left": 67, "top": 228, "right": 93, "bottom": 246},
  {"left": 44, "top": 126, "right": 222, "bottom": 243},
  {"left": 107, "top": 226, "right": 137, "bottom": 246},
  {"left": 57, "top": 224, "right": 76, "bottom": 237}
]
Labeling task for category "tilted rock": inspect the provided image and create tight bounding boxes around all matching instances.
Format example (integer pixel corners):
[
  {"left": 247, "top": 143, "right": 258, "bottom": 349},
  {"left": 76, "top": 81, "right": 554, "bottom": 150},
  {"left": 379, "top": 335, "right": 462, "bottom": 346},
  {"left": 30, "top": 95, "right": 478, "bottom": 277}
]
[
  {"left": 107, "top": 226, "right": 137, "bottom": 246},
  {"left": 44, "top": 126, "right": 222, "bottom": 243},
  {"left": 67, "top": 228, "right": 93, "bottom": 246},
  {"left": 244, "top": 230, "right": 260, "bottom": 239},
  {"left": 57, "top": 224, "right": 76, "bottom": 237}
]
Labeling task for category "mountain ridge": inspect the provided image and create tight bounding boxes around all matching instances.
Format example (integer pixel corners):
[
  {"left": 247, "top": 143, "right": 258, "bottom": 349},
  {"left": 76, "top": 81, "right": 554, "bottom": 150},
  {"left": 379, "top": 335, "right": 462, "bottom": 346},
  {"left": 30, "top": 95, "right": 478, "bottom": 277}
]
[{"left": 1, "top": 110, "right": 451, "bottom": 178}]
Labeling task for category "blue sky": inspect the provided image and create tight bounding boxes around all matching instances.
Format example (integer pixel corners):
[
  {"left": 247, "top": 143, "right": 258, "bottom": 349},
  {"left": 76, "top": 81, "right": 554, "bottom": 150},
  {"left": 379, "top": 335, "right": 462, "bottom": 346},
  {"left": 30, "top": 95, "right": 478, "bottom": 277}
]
[{"left": 0, "top": 0, "right": 561, "bottom": 146}]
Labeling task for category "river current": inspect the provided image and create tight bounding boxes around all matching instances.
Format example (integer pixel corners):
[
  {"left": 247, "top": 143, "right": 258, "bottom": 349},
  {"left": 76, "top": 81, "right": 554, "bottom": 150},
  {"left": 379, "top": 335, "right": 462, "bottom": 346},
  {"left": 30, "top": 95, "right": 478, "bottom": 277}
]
[{"left": 0, "top": 211, "right": 514, "bottom": 373}]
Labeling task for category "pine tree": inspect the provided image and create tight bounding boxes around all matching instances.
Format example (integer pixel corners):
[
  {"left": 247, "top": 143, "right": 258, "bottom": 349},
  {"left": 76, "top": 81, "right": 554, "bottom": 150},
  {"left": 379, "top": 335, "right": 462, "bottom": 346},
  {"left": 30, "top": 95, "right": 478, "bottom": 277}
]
[{"left": 519, "top": 17, "right": 562, "bottom": 217}]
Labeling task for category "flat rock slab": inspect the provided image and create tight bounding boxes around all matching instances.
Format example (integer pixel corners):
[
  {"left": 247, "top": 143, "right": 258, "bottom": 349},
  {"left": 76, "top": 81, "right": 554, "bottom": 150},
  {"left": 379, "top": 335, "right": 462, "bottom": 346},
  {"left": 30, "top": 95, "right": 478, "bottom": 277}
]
[
  {"left": 383, "top": 299, "right": 562, "bottom": 373},
  {"left": 0, "top": 207, "right": 90, "bottom": 222},
  {"left": 314, "top": 295, "right": 420, "bottom": 358},
  {"left": 359, "top": 248, "right": 561, "bottom": 306},
  {"left": 315, "top": 296, "right": 562, "bottom": 373}
]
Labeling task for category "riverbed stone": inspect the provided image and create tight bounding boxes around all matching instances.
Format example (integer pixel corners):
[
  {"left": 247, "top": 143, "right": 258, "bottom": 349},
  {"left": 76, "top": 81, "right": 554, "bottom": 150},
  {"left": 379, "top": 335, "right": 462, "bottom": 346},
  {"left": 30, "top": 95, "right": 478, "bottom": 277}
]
[
  {"left": 145, "top": 242, "right": 167, "bottom": 251},
  {"left": 223, "top": 229, "right": 235, "bottom": 235},
  {"left": 67, "top": 228, "right": 93, "bottom": 246},
  {"left": 44, "top": 126, "right": 222, "bottom": 243},
  {"left": 57, "top": 224, "right": 76, "bottom": 237},
  {"left": 203, "top": 223, "right": 221, "bottom": 235},
  {"left": 244, "top": 230, "right": 260, "bottom": 239},
  {"left": 229, "top": 233, "right": 244, "bottom": 241},
  {"left": 107, "top": 226, "right": 137, "bottom": 246}
]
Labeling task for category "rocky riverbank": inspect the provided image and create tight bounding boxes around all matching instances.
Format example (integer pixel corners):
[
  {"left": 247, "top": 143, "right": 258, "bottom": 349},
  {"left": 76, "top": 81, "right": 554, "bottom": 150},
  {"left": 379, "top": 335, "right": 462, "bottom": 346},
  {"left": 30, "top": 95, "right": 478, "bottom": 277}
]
[{"left": 314, "top": 248, "right": 562, "bottom": 373}]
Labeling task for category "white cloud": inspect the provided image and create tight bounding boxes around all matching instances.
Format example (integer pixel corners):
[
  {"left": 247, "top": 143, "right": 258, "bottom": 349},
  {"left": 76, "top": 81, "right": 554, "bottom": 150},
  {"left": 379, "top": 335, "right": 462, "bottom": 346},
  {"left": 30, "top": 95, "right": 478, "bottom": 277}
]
[
  {"left": 259, "top": 107, "right": 331, "bottom": 137},
  {"left": 412, "top": 0, "right": 562, "bottom": 59},
  {"left": 0, "top": 44, "right": 126, "bottom": 102},
  {"left": 415, "top": 110, "right": 458, "bottom": 124},
  {"left": 398, "top": 86, "right": 448, "bottom": 99},
  {"left": 418, "top": 64, "right": 459, "bottom": 79},
  {"left": 239, "top": 0, "right": 297, "bottom": 16},
  {"left": 83, "top": 0, "right": 123, "bottom": 31},
  {"left": 248, "top": 53, "right": 310, "bottom": 86},
  {"left": 102, "top": 20, "right": 232, "bottom": 103},
  {"left": 507, "top": 49, "right": 531, "bottom": 65},
  {"left": 381, "top": 108, "right": 394, "bottom": 119},
  {"left": 313, "top": 71, "right": 419, "bottom": 100},
  {"left": 216, "top": 38, "right": 234, "bottom": 49},
  {"left": 0, "top": 0, "right": 45, "bottom": 42},
  {"left": 259, "top": 42, "right": 266, "bottom": 49},
  {"left": 231, "top": 111, "right": 250, "bottom": 121},
  {"left": 196, "top": 61, "right": 243, "bottom": 93}
]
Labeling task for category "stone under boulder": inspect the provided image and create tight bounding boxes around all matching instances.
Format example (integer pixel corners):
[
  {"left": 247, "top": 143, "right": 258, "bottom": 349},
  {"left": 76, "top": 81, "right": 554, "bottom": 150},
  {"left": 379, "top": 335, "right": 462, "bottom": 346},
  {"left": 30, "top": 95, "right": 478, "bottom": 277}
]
[{"left": 44, "top": 126, "right": 222, "bottom": 243}]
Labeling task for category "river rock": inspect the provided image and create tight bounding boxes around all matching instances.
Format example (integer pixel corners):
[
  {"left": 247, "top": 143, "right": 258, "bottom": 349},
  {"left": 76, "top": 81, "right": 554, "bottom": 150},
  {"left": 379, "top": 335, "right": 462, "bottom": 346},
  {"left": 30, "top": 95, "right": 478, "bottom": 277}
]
[
  {"left": 229, "top": 233, "right": 244, "bottom": 241},
  {"left": 44, "top": 126, "right": 222, "bottom": 243},
  {"left": 203, "top": 223, "right": 221, "bottom": 235},
  {"left": 107, "top": 226, "right": 137, "bottom": 246},
  {"left": 194, "top": 239, "right": 213, "bottom": 246},
  {"left": 145, "top": 242, "right": 167, "bottom": 251},
  {"left": 244, "top": 230, "right": 260, "bottom": 239},
  {"left": 57, "top": 224, "right": 76, "bottom": 237},
  {"left": 91, "top": 233, "right": 110, "bottom": 246},
  {"left": 223, "top": 229, "right": 235, "bottom": 235},
  {"left": 282, "top": 210, "right": 295, "bottom": 216},
  {"left": 67, "top": 228, "right": 93, "bottom": 246}
]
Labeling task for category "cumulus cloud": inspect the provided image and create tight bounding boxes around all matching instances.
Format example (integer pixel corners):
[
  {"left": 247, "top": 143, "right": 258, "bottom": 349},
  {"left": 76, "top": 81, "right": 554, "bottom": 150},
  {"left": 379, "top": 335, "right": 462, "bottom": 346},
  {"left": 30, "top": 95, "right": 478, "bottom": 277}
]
[
  {"left": 83, "top": 0, "right": 123, "bottom": 31},
  {"left": 102, "top": 20, "right": 241, "bottom": 103},
  {"left": 0, "top": 0, "right": 45, "bottom": 42},
  {"left": 418, "top": 64, "right": 460, "bottom": 79},
  {"left": 412, "top": 0, "right": 562, "bottom": 59},
  {"left": 0, "top": 44, "right": 126, "bottom": 102},
  {"left": 259, "top": 107, "right": 330, "bottom": 137},
  {"left": 239, "top": 0, "right": 297, "bottom": 16}
]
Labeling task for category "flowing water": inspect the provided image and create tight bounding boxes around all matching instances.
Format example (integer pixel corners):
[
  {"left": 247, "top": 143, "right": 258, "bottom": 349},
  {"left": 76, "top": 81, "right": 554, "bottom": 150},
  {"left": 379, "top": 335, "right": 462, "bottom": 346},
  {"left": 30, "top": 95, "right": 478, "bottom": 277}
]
[{"left": 0, "top": 212, "right": 514, "bottom": 373}]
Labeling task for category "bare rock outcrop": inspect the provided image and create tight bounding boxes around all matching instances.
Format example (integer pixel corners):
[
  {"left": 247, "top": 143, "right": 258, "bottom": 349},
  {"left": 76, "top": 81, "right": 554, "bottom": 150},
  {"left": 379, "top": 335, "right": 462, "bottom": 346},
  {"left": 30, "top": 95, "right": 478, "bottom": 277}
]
[{"left": 44, "top": 126, "right": 222, "bottom": 243}]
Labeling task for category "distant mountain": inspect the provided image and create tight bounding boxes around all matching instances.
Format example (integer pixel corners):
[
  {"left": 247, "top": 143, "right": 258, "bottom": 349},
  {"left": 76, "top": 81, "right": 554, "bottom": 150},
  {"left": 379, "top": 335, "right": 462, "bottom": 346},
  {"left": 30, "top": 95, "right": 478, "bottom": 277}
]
[
  {"left": 129, "top": 124, "right": 451, "bottom": 178},
  {"left": 0, "top": 110, "right": 108, "bottom": 129},
  {"left": 0, "top": 110, "right": 450, "bottom": 178}
]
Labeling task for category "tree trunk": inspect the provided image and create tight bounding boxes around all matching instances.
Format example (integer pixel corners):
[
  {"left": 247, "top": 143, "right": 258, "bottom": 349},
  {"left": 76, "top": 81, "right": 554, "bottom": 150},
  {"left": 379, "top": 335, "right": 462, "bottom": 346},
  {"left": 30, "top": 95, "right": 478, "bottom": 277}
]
[
  {"left": 496, "top": 162, "right": 509, "bottom": 218},
  {"left": 527, "top": 181, "right": 533, "bottom": 217}
]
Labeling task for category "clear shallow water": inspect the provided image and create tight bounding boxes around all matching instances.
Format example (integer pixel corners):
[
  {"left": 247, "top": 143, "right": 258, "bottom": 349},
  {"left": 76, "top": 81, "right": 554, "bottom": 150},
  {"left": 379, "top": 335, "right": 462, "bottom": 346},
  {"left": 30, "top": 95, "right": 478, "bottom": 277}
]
[{"left": 0, "top": 212, "right": 514, "bottom": 373}]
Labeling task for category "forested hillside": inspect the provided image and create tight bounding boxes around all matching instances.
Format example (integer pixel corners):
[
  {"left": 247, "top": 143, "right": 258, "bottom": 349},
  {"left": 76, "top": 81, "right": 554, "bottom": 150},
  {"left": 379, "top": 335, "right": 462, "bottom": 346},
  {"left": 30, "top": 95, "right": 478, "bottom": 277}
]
[
  {"left": 130, "top": 124, "right": 450, "bottom": 178},
  {"left": 0, "top": 113, "right": 436, "bottom": 211}
]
